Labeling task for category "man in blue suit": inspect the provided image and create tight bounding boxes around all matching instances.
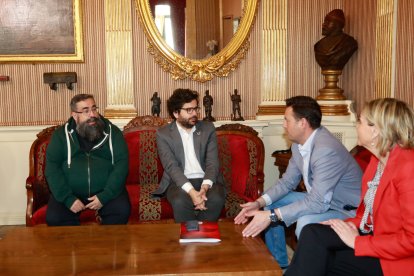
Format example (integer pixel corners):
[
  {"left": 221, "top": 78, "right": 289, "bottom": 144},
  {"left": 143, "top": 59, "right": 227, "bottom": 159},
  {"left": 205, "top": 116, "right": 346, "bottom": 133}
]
[
  {"left": 153, "top": 88, "right": 225, "bottom": 222},
  {"left": 234, "top": 96, "right": 362, "bottom": 268}
]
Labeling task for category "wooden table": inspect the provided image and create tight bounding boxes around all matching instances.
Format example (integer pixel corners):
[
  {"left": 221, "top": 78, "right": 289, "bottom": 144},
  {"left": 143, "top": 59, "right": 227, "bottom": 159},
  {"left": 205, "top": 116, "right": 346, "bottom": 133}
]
[{"left": 0, "top": 221, "right": 281, "bottom": 275}]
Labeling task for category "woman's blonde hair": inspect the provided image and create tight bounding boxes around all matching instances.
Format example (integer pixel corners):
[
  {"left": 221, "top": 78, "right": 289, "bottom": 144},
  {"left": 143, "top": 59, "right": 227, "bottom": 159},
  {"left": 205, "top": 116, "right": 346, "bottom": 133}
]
[{"left": 363, "top": 98, "right": 414, "bottom": 156}]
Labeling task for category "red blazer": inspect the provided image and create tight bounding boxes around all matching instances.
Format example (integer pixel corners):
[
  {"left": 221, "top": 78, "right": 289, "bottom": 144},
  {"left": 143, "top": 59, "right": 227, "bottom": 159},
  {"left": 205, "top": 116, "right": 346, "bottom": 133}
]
[{"left": 347, "top": 146, "right": 414, "bottom": 276}]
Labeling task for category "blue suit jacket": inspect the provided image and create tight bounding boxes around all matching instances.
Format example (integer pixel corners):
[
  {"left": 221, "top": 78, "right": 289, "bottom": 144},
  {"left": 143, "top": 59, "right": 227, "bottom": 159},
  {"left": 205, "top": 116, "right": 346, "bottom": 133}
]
[
  {"left": 264, "top": 126, "right": 362, "bottom": 226},
  {"left": 153, "top": 120, "right": 222, "bottom": 196}
]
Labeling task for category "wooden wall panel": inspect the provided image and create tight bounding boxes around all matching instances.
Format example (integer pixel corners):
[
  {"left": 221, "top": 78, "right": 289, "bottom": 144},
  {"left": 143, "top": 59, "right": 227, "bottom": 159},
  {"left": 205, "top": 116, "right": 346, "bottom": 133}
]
[
  {"left": 1, "top": 0, "right": 413, "bottom": 125},
  {"left": 287, "top": 0, "right": 343, "bottom": 99},
  {"left": 394, "top": 0, "right": 414, "bottom": 107},
  {"left": 131, "top": 0, "right": 262, "bottom": 121},
  {"left": 343, "top": 0, "right": 377, "bottom": 113},
  {"left": 0, "top": 0, "right": 107, "bottom": 126}
]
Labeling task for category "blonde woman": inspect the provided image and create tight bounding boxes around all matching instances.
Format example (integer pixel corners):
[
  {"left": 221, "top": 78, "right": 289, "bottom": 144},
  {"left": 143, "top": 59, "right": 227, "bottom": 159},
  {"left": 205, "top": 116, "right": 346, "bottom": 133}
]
[{"left": 286, "top": 98, "right": 414, "bottom": 276}]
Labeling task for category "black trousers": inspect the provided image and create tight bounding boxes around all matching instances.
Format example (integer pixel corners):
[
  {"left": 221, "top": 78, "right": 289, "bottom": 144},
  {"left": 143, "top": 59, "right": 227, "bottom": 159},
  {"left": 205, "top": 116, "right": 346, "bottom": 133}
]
[
  {"left": 285, "top": 224, "right": 383, "bottom": 276},
  {"left": 46, "top": 190, "right": 131, "bottom": 226},
  {"left": 166, "top": 178, "right": 225, "bottom": 222}
]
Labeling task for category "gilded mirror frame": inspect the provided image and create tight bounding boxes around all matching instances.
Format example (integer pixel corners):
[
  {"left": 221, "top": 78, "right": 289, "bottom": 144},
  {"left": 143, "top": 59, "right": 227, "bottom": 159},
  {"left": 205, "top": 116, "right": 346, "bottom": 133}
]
[{"left": 135, "top": 0, "right": 260, "bottom": 83}]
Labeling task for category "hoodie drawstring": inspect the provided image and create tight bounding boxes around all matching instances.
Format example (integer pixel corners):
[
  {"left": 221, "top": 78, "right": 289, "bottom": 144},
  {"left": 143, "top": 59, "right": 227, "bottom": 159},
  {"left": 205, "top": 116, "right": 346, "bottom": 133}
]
[
  {"left": 65, "top": 123, "right": 72, "bottom": 168},
  {"left": 109, "top": 124, "right": 114, "bottom": 165},
  {"left": 65, "top": 121, "right": 114, "bottom": 167}
]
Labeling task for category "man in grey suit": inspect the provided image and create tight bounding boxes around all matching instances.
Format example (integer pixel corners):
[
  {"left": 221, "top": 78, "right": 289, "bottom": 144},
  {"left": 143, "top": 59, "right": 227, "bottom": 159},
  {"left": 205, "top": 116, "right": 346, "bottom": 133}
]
[
  {"left": 234, "top": 96, "right": 362, "bottom": 268},
  {"left": 153, "top": 88, "right": 225, "bottom": 222}
]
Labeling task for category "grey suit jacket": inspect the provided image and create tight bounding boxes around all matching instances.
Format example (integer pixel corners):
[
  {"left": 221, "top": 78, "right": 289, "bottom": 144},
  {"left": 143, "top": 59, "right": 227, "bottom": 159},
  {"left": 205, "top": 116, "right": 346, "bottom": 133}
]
[
  {"left": 264, "top": 126, "right": 362, "bottom": 226},
  {"left": 153, "top": 120, "right": 222, "bottom": 196}
]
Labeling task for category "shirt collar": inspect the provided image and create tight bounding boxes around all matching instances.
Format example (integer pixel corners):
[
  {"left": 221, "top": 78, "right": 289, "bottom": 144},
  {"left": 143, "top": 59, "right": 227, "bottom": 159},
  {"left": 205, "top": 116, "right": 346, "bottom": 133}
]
[
  {"left": 176, "top": 121, "right": 196, "bottom": 136},
  {"left": 298, "top": 128, "right": 319, "bottom": 154}
]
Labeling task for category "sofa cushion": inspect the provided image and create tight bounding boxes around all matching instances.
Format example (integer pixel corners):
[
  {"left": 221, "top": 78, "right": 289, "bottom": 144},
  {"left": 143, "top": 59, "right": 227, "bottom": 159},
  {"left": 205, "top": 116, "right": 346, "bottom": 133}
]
[
  {"left": 134, "top": 183, "right": 174, "bottom": 221},
  {"left": 124, "top": 130, "right": 163, "bottom": 185},
  {"left": 32, "top": 206, "right": 99, "bottom": 225},
  {"left": 218, "top": 133, "right": 262, "bottom": 201}
]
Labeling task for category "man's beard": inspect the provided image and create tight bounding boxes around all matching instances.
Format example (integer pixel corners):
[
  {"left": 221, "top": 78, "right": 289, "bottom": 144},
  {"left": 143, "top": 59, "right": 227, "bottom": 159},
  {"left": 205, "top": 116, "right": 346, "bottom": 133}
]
[
  {"left": 178, "top": 115, "right": 198, "bottom": 129},
  {"left": 76, "top": 117, "right": 105, "bottom": 142}
]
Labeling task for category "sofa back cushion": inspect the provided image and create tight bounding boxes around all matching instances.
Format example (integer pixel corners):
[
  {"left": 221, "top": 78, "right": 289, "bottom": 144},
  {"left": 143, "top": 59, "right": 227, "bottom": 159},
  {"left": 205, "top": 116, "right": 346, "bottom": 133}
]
[
  {"left": 123, "top": 115, "right": 169, "bottom": 186},
  {"left": 124, "top": 129, "right": 164, "bottom": 185},
  {"left": 216, "top": 124, "right": 265, "bottom": 202}
]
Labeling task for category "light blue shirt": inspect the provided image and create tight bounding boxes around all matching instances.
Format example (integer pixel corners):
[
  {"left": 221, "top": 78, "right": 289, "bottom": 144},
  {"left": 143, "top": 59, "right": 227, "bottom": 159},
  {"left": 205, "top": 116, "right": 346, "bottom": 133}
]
[
  {"left": 298, "top": 128, "right": 318, "bottom": 192},
  {"left": 262, "top": 128, "right": 319, "bottom": 207}
]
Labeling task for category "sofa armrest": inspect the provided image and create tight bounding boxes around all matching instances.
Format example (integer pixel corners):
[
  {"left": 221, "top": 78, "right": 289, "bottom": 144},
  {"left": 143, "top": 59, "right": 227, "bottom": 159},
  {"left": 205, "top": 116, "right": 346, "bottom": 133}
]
[{"left": 25, "top": 177, "right": 35, "bottom": 226}]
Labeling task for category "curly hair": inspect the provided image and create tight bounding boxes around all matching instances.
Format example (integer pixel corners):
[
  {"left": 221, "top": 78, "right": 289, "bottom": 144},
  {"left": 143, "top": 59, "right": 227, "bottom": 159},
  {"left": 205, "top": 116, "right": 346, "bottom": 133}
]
[
  {"left": 167, "top": 89, "right": 199, "bottom": 119},
  {"left": 363, "top": 98, "right": 414, "bottom": 156},
  {"left": 286, "top": 96, "right": 322, "bottom": 129}
]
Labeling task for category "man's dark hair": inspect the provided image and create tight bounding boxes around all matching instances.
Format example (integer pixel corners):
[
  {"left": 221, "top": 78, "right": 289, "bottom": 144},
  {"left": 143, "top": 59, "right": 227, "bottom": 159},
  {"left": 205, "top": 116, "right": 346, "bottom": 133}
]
[
  {"left": 167, "top": 89, "right": 199, "bottom": 119},
  {"left": 70, "top": 94, "right": 95, "bottom": 112},
  {"left": 285, "top": 96, "right": 322, "bottom": 129}
]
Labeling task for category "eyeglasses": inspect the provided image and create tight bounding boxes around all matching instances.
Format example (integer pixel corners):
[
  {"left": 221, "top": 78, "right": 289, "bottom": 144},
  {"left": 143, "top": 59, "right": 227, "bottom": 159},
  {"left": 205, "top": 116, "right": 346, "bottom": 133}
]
[
  {"left": 74, "top": 106, "right": 99, "bottom": 116},
  {"left": 181, "top": 106, "right": 200, "bottom": 114}
]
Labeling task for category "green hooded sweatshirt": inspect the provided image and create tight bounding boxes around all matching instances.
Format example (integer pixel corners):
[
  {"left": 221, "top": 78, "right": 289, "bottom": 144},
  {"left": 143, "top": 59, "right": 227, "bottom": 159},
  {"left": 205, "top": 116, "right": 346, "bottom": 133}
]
[{"left": 45, "top": 117, "right": 129, "bottom": 209}]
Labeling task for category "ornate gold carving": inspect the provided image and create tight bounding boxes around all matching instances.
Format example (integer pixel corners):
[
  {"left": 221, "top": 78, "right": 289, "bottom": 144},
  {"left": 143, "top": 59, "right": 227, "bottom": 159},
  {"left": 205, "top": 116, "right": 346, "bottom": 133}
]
[
  {"left": 123, "top": 115, "right": 169, "bottom": 133},
  {"left": 135, "top": 0, "right": 260, "bottom": 82},
  {"left": 216, "top": 123, "right": 258, "bottom": 136}
]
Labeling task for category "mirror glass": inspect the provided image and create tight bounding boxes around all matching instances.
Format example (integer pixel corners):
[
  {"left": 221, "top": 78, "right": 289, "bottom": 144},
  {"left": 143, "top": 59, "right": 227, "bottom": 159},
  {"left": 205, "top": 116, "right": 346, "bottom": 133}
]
[
  {"left": 136, "top": 0, "right": 259, "bottom": 82},
  {"left": 149, "top": 0, "right": 242, "bottom": 60}
]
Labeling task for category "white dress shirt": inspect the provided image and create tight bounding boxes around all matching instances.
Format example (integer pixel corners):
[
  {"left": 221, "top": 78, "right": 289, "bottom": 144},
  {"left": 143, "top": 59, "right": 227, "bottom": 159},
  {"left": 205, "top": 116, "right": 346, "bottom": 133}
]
[{"left": 176, "top": 122, "right": 213, "bottom": 193}]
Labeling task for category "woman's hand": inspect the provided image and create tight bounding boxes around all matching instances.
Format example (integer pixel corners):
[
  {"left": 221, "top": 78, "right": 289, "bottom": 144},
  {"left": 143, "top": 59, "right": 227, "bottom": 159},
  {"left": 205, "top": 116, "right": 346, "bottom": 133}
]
[{"left": 322, "top": 219, "right": 359, "bottom": 248}]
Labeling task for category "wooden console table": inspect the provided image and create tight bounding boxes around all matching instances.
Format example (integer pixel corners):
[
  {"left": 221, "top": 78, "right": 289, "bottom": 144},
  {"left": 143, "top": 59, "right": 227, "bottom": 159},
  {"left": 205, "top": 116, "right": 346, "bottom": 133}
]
[{"left": 0, "top": 221, "right": 281, "bottom": 275}]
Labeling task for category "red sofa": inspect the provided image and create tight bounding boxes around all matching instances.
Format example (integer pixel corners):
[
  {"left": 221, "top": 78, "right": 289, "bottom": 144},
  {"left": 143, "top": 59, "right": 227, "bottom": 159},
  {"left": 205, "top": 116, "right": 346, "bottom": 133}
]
[{"left": 25, "top": 116, "right": 265, "bottom": 226}]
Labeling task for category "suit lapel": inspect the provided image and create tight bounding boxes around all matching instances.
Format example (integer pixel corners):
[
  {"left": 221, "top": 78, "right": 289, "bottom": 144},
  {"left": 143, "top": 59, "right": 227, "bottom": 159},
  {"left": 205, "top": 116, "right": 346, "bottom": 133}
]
[
  {"left": 306, "top": 128, "right": 321, "bottom": 183},
  {"left": 372, "top": 147, "right": 399, "bottom": 218},
  {"left": 170, "top": 122, "right": 186, "bottom": 166},
  {"left": 193, "top": 123, "right": 202, "bottom": 162}
]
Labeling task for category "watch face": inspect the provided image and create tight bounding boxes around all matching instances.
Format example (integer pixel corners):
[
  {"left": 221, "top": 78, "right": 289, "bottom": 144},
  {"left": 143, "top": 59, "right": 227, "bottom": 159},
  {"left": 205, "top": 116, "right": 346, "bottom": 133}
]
[{"left": 270, "top": 210, "right": 278, "bottom": 223}]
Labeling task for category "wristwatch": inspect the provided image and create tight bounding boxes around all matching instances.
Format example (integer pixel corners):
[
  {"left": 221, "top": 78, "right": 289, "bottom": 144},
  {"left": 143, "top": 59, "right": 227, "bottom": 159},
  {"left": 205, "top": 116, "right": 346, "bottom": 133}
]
[{"left": 269, "top": 209, "right": 279, "bottom": 223}]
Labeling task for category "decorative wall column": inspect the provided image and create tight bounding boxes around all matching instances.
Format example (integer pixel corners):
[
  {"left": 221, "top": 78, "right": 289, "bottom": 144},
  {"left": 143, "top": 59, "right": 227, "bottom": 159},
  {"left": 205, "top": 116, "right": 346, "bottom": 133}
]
[
  {"left": 104, "top": 0, "right": 137, "bottom": 118},
  {"left": 257, "top": 0, "right": 287, "bottom": 119},
  {"left": 375, "top": 0, "right": 396, "bottom": 98}
]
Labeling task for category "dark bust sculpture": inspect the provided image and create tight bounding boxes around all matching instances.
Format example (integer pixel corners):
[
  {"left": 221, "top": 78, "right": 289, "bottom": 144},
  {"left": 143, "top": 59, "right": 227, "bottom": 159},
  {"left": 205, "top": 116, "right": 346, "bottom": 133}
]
[
  {"left": 203, "top": 90, "right": 215, "bottom": 122},
  {"left": 151, "top": 92, "right": 161, "bottom": 117},
  {"left": 314, "top": 9, "right": 358, "bottom": 70}
]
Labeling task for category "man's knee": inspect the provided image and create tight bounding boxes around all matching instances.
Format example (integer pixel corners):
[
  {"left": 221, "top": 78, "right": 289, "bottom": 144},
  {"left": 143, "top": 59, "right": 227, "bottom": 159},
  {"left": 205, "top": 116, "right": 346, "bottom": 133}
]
[
  {"left": 295, "top": 215, "right": 320, "bottom": 238},
  {"left": 100, "top": 193, "right": 131, "bottom": 224},
  {"left": 46, "top": 209, "right": 80, "bottom": 226},
  {"left": 206, "top": 186, "right": 225, "bottom": 206}
]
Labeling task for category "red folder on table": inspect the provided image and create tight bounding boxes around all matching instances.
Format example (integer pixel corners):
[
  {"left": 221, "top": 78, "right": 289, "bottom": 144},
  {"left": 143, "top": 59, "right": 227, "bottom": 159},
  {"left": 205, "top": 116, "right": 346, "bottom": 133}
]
[{"left": 179, "top": 221, "right": 221, "bottom": 243}]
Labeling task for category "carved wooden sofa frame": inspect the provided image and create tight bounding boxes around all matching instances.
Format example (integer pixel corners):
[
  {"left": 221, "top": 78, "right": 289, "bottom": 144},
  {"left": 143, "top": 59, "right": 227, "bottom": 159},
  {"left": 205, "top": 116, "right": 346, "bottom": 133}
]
[{"left": 26, "top": 116, "right": 265, "bottom": 226}]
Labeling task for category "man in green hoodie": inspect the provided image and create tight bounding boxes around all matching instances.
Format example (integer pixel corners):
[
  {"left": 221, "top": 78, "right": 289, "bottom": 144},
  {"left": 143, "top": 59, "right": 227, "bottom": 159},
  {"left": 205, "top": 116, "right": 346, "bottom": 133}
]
[{"left": 45, "top": 94, "right": 130, "bottom": 226}]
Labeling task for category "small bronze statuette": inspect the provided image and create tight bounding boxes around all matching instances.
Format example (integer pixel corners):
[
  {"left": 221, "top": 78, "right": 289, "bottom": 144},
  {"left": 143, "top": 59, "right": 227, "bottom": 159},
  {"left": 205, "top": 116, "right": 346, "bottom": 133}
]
[
  {"left": 203, "top": 90, "right": 215, "bottom": 122},
  {"left": 151, "top": 92, "right": 161, "bottom": 117},
  {"left": 230, "top": 89, "right": 244, "bottom": 121}
]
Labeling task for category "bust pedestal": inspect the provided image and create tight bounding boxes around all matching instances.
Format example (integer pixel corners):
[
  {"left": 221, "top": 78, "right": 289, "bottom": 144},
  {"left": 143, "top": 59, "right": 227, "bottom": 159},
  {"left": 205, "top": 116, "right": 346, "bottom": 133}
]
[{"left": 317, "top": 70, "right": 346, "bottom": 100}]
